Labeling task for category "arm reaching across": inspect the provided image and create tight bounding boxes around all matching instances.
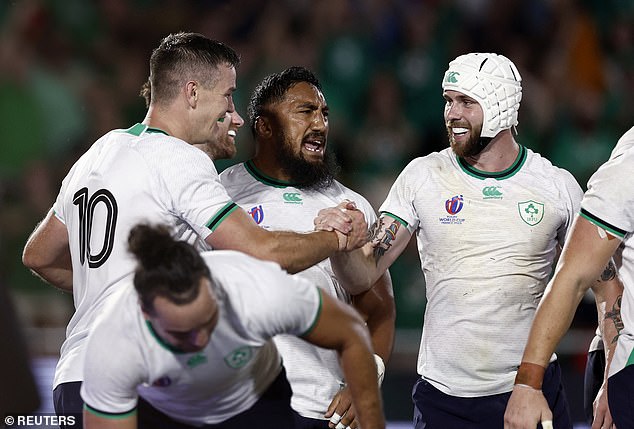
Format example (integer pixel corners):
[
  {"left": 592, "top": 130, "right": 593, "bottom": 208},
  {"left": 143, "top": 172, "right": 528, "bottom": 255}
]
[
  {"left": 316, "top": 210, "right": 411, "bottom": 294},
  {"left": 207, "top": 204, "right": 368, "bottom": 274}
]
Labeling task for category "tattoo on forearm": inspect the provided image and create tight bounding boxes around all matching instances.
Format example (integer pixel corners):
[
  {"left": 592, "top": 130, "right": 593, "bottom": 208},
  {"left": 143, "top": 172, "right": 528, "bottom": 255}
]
[
  {"left": 370, "top": 218, "right": 401, "bottom": 263},
  {"left": 599, "top": 260, "right": 617, "bottom": 282},
  {"left": 605, "top": 295, "right": 624, "bottom": 345}
]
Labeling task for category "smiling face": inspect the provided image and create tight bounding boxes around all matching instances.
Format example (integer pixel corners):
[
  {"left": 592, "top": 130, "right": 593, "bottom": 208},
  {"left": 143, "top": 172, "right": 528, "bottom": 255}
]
[
  {"left": 196, "top": 110, "right": 245, "bottom": 160},
  {"left": 145, "top": 277, "right": 219, "bottom": 353},
  {"left": 443, "top": 89, "right": 484, "bottom": 158},
  {"left": 267, "top": 82, "right": 338, "bottom": 189},
  {"left": 191, "top": 63, "right": 237, "bottom": 147}
]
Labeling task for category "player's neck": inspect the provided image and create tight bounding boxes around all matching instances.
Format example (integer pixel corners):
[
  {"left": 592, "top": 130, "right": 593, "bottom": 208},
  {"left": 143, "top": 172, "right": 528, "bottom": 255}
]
[
  {"left": 252, "top": 145, "right": 292, "bottom": 182},
  {"left": 462, "top": 132, "right": 519, "bottom": 173}
]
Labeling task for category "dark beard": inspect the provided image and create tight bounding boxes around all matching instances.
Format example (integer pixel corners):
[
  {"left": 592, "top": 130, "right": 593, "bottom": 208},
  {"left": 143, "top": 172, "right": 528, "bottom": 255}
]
[
  {"left": 276, "top": 135, "right": 340, "bottom": 191},
  {"left": 447, "top": 123, "right": 489, "bottom": 158}
]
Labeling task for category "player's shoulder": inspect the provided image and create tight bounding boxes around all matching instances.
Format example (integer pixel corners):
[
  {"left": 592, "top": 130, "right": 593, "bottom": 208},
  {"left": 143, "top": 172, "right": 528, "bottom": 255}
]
[
  {"left": 329, "top": 179, "right": 376, "bottom": 215},
  {"left": 396, "top": 149, "right": 453, "bottom": 182},
  {"left": 524, "top": 147, "right": 579, "bottom": 188},
  {"left": 219, "top": 162, "right": 248, "bottom": 186}
]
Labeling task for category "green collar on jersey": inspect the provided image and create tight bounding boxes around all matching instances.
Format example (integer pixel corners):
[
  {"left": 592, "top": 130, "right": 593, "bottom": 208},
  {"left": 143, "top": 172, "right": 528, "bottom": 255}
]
[
  {"left": 125, "top": 123, "right": 170, "bottom": 136},
  {"left": 457, "top": 144, "right": 527, "bottom": 180},
  {"left": 145, "top": 320, "right": 187, "bottom": 354},
  {"left": 244, "top": 160, "right": 300, "bottom": 188}
]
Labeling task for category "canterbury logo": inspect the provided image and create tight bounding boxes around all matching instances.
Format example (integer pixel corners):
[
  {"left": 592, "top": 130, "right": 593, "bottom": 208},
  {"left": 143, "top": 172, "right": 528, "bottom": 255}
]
[
  {"left": 482, "top": 186, "right": 503, "bottom": 197},
  {"left": 283, "top": 192, "right": 302, "bottom": 203},
  {"left": 446, "top": 71, "right": 459, "bottom": 83}
]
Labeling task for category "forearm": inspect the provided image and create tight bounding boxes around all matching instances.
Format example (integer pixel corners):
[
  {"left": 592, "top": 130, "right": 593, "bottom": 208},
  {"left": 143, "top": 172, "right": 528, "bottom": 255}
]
[
  {"left": 29, "top": 266, "right": 73, "bottom": 292},
  {"left": 353, "top": 271, "right": 395, "bottom": 362},
  {"left": 261, "top": 229, "right": 339, "bottom": 274},
  {"left": 593, "top": 274, "right": 623, "bottom": 380},
  {"left": 339, "top": 327, "right": 386, "bottom": 429},
  {"left": 331, "top": 247, "right": 382, "bottom": 294}
]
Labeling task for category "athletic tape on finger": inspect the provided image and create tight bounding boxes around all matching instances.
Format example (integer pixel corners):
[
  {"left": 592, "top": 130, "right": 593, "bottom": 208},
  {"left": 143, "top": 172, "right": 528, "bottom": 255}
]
[
  {"left": 541, "top": 420, "right": 553, "bottom": 429},
  {"left": 329, "top": 412, "right": 342, "bottom": 425},
  {"left": 335, "top": 423, "right": 346, "bottom": 429}
]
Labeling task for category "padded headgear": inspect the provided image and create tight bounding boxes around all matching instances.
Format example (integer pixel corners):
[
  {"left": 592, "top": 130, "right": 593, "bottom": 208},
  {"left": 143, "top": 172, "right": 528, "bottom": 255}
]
[{"left": 442, "top": 53, "right": 522, "bottom": 138}]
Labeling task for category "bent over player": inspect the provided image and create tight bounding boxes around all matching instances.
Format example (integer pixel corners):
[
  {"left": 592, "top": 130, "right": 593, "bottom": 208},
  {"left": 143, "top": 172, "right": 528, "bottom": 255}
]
[{"left": 82, "top": 223, "right": 385, "bottom": 429}]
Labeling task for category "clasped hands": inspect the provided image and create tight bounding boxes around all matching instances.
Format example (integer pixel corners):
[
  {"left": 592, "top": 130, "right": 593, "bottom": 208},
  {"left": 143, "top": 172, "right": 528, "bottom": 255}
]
[{"left": 314, "top": 200, "right": 368, "bottom": 251}]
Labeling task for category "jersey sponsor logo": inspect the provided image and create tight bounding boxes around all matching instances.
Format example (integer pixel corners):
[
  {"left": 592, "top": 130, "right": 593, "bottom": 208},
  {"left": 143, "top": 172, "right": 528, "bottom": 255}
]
[
  {"left": 518, "top": 200, "right": 544, "bottom": 226},
  {"left": 152, "top": 376, "right": 172, "bottom": 387},
  {"left": 224, "top": 346, "right": 253, "bottom": 369},
  {"left": 187, "top": 353, "right": 208, "bottom": 368},
  {"left": 446, "top": 71, "right": 460, "bottom": 83},
  {"left": 248, "top": 205, "right": 264, "bottom": 224},
  {"left": 440, "top": 194, "right": 466, "bottom": 225},
  {"left": 445, "top": 195, "right": 464, "bottom": 215},
  {"left": 482, "top": 186, "right": 503, "bottom": 199},
  {"left": 283, "top": 192, "right": 302, "bottom": 204}
]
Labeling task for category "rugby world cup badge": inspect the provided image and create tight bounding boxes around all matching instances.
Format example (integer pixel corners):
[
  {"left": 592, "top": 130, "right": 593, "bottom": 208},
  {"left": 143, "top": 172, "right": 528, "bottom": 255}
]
[
  {"left": 439, "top": 194, "right": 466, "bottom": 225},
  {"left": 518, "top": 200, "right": 544, "bottom": 226}
]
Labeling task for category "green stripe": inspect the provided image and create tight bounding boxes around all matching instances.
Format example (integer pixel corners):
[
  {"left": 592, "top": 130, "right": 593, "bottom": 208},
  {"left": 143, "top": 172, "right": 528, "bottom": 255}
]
[
  {"left": 84, "top": 403, "right": 136, "bottom": 419},
  {"left": 244, "top": 160, "right": 296, "bottom": 188},
  {"left": 626, "top": 348, "right": 634, "bottom": 367},
  {"left": 579, "top": 209, "right": 626, "bottom": 238},
  {"left": 206, "top": 202, "right": 238, "bottom": 231},
  {"left": 300, "top": 288, "right": 323, "bottom": 337},
  {"left": 457, "top": 145, "right": 527, "bottom": 180},
  {"left": 146, "top": 126, "right": 169, "bottom": 136},
  {"left": 146, "top": 320, "right": 187, "bottom": 354},
  {"left": 123, "top": 123, "right": 147, "bottom": 136},
  {"left": 380, "top": 211, "right": 409, "bottom": 228}
]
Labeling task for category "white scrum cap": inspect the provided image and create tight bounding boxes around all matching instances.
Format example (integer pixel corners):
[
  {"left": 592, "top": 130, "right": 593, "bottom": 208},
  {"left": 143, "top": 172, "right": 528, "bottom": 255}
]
[{"left": 442, "top": 53, "right": 522, "bottom": 138}]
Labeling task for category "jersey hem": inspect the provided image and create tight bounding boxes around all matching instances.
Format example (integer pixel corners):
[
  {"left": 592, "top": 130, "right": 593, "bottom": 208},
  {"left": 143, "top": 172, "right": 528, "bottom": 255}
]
[{"left": 84, "top": 403, "right": 137, "bottom": 419}]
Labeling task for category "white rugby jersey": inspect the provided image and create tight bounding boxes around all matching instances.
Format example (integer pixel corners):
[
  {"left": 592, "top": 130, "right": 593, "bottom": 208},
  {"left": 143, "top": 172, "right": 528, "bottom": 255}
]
[
  {"left": 580, "top": 139, "right": 634, "bottom": 379},
  {"left": 220, "top": 160, "right": 377, "bottom": 419},
  {"left": 380, "top": 145, "right": 582, "bottom": 397},
  {"left": 81, "top": 251, "right": 321, "bottom": 425},
  {"left": 52, "top": 124, "right": 237, "bottom": 388}
]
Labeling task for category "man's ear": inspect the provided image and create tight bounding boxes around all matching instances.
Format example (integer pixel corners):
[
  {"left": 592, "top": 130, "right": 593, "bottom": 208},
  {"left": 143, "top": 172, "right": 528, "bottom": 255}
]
[
  {"left": 186, "top": 81, "right": 198, "bottom": 107},
  {"left": 255, "top": 116, "right": 272, "bottom": 138}
]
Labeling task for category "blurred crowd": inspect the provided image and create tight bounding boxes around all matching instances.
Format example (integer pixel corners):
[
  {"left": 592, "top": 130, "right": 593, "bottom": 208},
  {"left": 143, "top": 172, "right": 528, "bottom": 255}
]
[{"left": 1, "top": 0, "right": 632, "bottom": 348}]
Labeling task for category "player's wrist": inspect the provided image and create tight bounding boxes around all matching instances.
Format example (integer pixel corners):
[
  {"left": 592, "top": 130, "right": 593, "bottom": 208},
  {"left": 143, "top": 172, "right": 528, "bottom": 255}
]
[
  {"left": 514, "top": 361, "right": 546, "bottom": 390},
  {"left": 334, "top": 230, "right": 348, "bottom": 251}
]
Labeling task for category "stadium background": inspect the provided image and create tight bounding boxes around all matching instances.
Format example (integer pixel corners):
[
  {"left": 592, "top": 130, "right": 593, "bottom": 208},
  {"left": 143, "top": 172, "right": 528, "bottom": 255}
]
[{"left": 1, "top": 0, "right": 632, "bottom": 426}]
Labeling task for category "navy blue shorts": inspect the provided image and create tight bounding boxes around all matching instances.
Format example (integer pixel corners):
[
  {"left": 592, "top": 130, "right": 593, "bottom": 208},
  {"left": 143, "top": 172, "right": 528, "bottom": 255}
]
[
  {"left": 53, "top": 381, "right": 83, "bottom": 429},
  {"left": 608, "top": 363, "right": 634, "bottom": 428},
  {"left": 412, "top": 360, "right": 572, "bottom": 429},
  {"left": 292, "top": 413, "right": 330, "bottom": 429},
  {"left": 137, "top": 368, "right": 299, "bottom": 429},
  {"left": 583, "top": 349, "right": 605, "bottom": 423}
]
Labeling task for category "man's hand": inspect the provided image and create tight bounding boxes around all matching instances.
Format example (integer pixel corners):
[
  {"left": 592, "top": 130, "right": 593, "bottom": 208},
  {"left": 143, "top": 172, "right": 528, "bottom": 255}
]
[
  {"left": 324, "top": 386, "right": 359, "bottom": 429},
  {"left": 315, "top": 201, "right": 368, "bottom": 251},
  {"left": 591, "top": 380, "right": 615, "bottom": 429},
  {"left": 503, "top": 385, "right": 553, "bottom": 429}
]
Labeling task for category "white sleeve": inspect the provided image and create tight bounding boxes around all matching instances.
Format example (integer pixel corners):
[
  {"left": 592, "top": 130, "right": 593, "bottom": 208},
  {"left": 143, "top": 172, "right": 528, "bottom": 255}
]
[
  {"left": 378, "top": 159, "right": 423, "bottom": 233},
  {"left": 156, "top": 146, "right": 237, "bottom": 236},
  {"left": 581, "top": 148, "right": 634, "bottom": 237}
]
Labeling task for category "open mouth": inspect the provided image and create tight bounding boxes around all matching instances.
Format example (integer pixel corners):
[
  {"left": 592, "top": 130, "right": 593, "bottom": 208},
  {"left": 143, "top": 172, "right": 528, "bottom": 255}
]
[{"left": 303, "top": 136, "right": 325, "bottom": 154}]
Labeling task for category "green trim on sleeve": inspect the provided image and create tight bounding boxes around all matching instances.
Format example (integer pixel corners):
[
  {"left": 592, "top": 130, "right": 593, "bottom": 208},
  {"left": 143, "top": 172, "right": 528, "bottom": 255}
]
[
  {"left": 380, "top": 211, "right": 409, "bottom": 228},
  {"left": 84, "top": 403, "right": 137, "bottom": 419},
  {"left": 206, "top": 202, "right": 239, "bottom": 232},
  {"left": 300, "top": 288, "right": 323, "bottom": 337},
  {"left": 580, "top": 209, "right": 627, "bottom": 239}
]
